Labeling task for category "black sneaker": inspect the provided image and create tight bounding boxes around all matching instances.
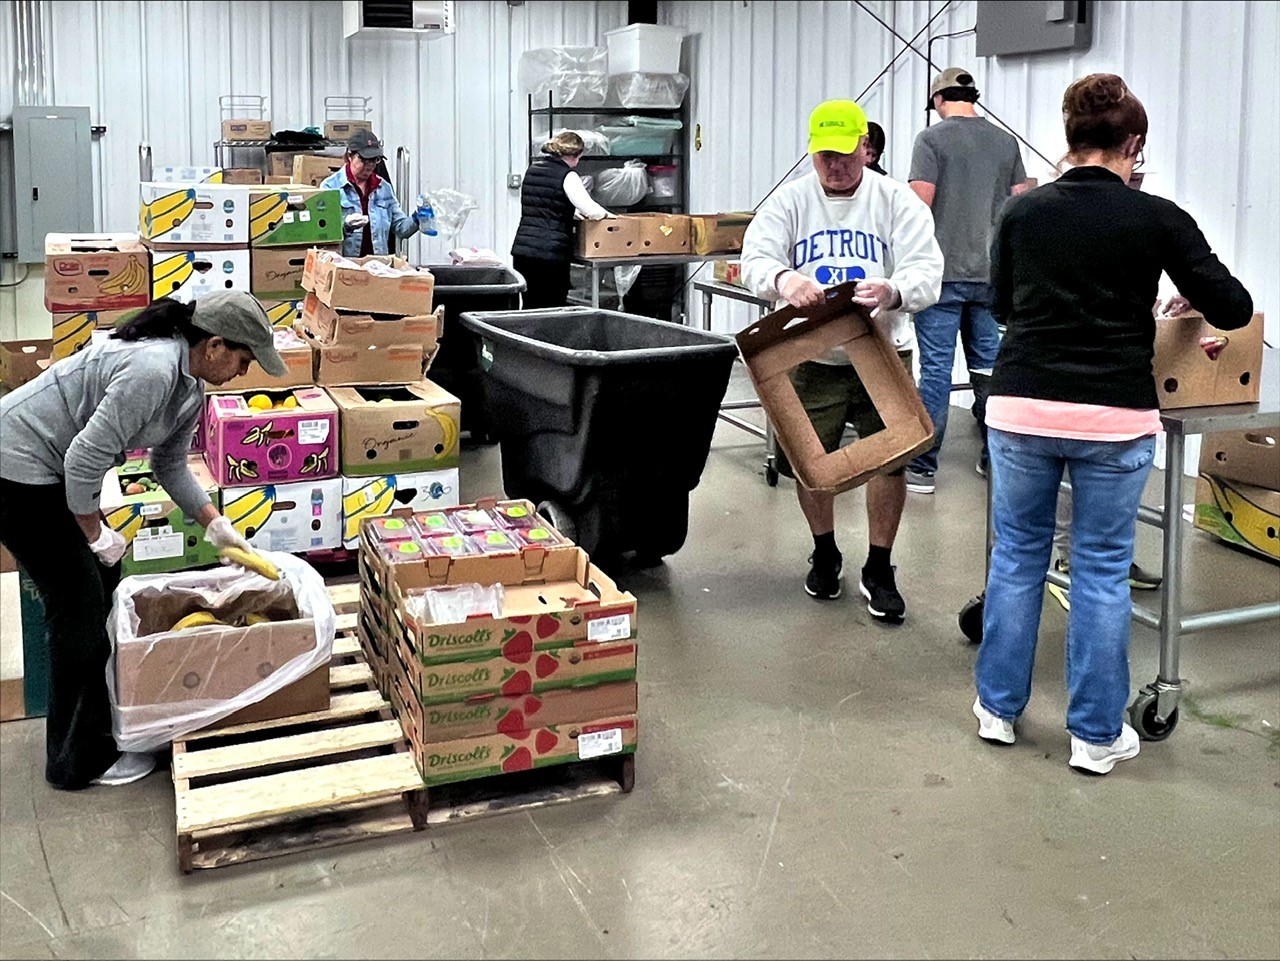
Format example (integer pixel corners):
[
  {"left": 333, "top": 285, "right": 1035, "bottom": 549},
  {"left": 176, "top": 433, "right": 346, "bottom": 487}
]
[
  {"left": 860, "top": 565, "right": 906, "bottom": 622},
  {"left": 805, "top": 551, "right": 843, "bottom": 600}
]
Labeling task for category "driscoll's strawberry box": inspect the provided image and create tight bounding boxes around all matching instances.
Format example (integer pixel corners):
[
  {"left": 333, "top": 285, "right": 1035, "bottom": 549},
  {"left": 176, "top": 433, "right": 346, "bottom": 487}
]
[
  {"left": 205, "top": 387, "right": 339, "bottom": 487},
  {"left": 415, "top": 681, "right": 638, "bottom": 743}
]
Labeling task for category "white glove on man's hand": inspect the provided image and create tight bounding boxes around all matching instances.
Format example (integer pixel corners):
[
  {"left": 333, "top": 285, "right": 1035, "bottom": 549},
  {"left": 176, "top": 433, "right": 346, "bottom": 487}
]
[
  {"left": 344, "top": 213, "right": 370, "bottom": 230},
  {"left": 205, "top": 516, "right": 252, "bottom": 553},
  {"left": 89, "top": 524, "right": 128, "bottom": 567}
]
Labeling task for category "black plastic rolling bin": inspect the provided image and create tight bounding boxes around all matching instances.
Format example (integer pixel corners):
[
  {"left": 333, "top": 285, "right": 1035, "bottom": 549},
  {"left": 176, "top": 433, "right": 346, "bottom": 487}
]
[
  {"left": 456, "top": 307, "right": 740, "bottom": 560},
  {"left": 423, "top": 265, "right": 526, "bottom": 444}
]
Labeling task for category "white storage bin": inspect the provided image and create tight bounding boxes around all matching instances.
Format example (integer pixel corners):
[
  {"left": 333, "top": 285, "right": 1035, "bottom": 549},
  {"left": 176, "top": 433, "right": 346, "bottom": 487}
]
[
  {"left": 610, "top": 72, "right": 690, "bottom": 109},
  {"left": 605, "top": 24, "right": 686, "bottom": 75}
]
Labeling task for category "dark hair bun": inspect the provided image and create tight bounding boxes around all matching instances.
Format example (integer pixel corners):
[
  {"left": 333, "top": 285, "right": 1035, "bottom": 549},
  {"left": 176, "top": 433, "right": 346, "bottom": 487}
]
[
  {"left": 1065, "top": 74, "right": 1129, "bottom": 114},
  {"left": 1062, "top": 73, "right": 1148, "bottom": 153}
]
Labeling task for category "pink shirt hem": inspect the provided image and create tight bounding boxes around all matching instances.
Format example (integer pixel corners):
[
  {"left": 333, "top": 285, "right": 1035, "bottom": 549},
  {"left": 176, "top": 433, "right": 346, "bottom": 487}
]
[{"left": 987, "top": 397, "right": 1161, "bottom": 442}]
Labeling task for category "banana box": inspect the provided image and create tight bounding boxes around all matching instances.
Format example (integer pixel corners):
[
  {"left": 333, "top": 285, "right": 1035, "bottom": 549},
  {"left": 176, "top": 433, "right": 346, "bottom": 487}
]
[
  {"left": 151, "top": 248, "right": 251, "bottom": 303},
  {"left": 248, "top": 188, "right": 343, "bottom": 247},
  {"left": 139, "top": 182, "right": 251, "bottom": 247},
  {"left": 341, "top": 469, "right": 460, "bottom": 550},
  {"left": 205, "top": 387, "right": 339, "bottom": 487},
  {"left": 301, "top": 292, "right": 443, "bottom": 350},
  {"left": 222, "top": 478, "right": 344, "bottom": 553},
  {"left": 44, "top": 234, "right": 151, "bottom": 312},
  {"left": 0, "top": 338, "right": 53, "bottom": 389},
  {"left": 1199, "top": 429, "right": 1280, "bottom": 491},
  {"left": 260, "top": 299, "right": 303, "bottom": 329},
  {"left": 50, "top": 308, "right": 143, "bottom": 361},
  {"left": 326, "top": 381, "right": 460, "bottom": 476},
  {"left": 206, "top": 327, "right": 313, "bottom": 394},
  {"left": 252, "top": 247, "right": 340, "bottom": 301},
  {"left": 152, "top": 166, "right": 223, "bottom": 184},
  {"left": 1194, "top": 474, "right": 1280, "bottom": 561},
  {"left": 101, "top": 454, "right": 222, "bottom": 576}
]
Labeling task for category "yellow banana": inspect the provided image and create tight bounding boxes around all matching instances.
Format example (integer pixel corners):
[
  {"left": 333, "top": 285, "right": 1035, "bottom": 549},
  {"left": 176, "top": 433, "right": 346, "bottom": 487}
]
[
  {"left": 105, "top": 504, "right": 145, "bottom": 543},
  {"left": 141, "top": 189, "right": 196, "bottom": 239},
  {"left": 220, "top": 546, "right": 281, "bottom": 580},
  {"left": 152, "top": 252, "right": 194, "bottom": 300},
  {"left": 98, "top": 255, "right": 148, "bottom": 296},
  {"left": 1204, "top": 474, "right": 1280, "bottom": 558},
  {"left": 172, "top": 611, "right": 226, "bottom": 631},
  {"left": 245, "top": 612, "right": 271, "bottom": 625},
  {"left": 205, "top": 170, "right": 224, "bottom": 183},
  {"left": 426, "top": 408, "right": 459, "bottom": 462},
  {"left": 222, "top": 485, "right": 275, "bottom": 535},
  {"left": 343, "top": 477, "right": 396, "bottom": 541},
  {"left": 53, "top": 313, "right": 94, "bottom": 359},
  {"left": 249, "top": 194, "right": 287, "bottom": 241},
  {"left": 264, "top": 300, "right": 301, "bottom": 328}
]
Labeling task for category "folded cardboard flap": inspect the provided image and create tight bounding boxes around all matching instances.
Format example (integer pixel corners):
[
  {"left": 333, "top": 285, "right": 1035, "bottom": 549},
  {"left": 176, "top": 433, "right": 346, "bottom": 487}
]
[
  {"left": 737, "top": 283, "right": 934, "bottom": 494},
  {"left": 1152, "top": 311, "right": 1264, "bottom": 409}
]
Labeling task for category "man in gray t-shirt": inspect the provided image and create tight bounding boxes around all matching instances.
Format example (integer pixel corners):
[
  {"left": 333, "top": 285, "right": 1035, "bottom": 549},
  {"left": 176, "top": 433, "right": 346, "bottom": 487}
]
[{"left": 905, "top": 67, "right": 1030, "bottom": 492}]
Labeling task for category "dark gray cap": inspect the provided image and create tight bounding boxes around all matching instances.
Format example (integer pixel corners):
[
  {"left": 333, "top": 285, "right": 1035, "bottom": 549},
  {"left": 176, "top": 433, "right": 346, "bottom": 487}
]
[{"left": 191, "top": 291, "right": 285, "bottom": 376}]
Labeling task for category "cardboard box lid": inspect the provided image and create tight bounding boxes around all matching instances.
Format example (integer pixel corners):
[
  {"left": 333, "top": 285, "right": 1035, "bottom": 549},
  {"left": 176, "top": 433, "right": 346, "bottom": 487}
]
[
  {"left": 328, "top": 379, "right": 460, "bottom": 414},
  {"left": 45, "top": 233, "right": 146, "bottom": 256},
  {"left": 737, "top": 283, "right": 934, "bottom": 494}
]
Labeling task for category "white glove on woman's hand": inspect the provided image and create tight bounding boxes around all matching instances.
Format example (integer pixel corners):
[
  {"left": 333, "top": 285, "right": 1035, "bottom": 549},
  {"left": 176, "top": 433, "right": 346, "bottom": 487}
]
[
  {"left": 344, "top": 213, "right": 370, "bottom": 230},
  {"left": 89, "top": 524, "right": 128, "bottom": 567},
  {"left": 205, "top": 516, "right": 252, "bottom": 553}
]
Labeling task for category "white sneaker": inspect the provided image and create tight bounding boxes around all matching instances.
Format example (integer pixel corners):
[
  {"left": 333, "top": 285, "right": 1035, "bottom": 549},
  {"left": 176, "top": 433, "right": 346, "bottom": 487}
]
[
  {"left": 973, "top": 697, "right": 1015, "bottom": 745},
  {"left": 91, "top": 752, "right": 157, "bottom": 786},
  {"left": 1069, "top": 724, "right": 1140, "bottom": 775}
]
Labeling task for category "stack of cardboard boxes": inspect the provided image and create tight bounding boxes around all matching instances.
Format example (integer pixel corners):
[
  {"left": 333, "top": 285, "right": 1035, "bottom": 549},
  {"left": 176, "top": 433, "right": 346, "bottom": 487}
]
[
  {"left": 357, "top": 498, "right": 638, "bottom": 788},
  {"left": 247, "top": 183, "right": 343, "bottom": 328}
]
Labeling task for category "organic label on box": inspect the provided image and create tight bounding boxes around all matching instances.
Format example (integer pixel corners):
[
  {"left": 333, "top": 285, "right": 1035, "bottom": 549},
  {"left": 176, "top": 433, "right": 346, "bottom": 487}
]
[
  {"left": 299, "top": 419, "right": 330, "bottom": 445},
  {"left": 578, "top": 727, "right": 623, "bottom": 760},
  {"left": 587, "top": 613, "right": 631, "bottom": 643},
  {"left": 132, "top": 531, "right": 185, "bottom": 561}
]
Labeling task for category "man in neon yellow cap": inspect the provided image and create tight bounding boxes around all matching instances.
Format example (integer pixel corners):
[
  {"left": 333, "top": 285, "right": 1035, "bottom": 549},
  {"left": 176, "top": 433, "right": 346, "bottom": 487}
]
[{"left": 742, "top": 99, "right": 943, "bottom": 622}]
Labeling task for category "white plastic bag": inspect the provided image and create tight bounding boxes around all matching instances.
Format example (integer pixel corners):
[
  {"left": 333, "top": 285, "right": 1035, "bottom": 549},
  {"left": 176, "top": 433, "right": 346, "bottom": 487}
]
[
  {"left": 427, "top": 188, "right": 478, "bottom": 240},
  {"left": 531, "top": 128, "right": 610, "bottom": 158},
  {"left": 592, "top": 160, "right": 650, "bottom": 206},
  {"left": 519, "top": 47, "right": 608, "bottom": 108},
  {"left": 609, "top": 72, "right": 690, "bottom": 109},
  {"left": 106, "top": 551, "right": 335, "bottom": 752}
]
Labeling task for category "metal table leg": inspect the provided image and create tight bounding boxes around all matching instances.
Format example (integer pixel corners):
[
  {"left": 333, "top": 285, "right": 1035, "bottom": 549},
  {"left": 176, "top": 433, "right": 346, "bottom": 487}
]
[
  {"left": 701, "top": 288, "right": 712, "bottom": 331},
  {"left": 591, "top": 263, "right": 601, "bottom": 309},
  {"left": 1154, "top": 431, "right": 1185, "bottom": 720}
]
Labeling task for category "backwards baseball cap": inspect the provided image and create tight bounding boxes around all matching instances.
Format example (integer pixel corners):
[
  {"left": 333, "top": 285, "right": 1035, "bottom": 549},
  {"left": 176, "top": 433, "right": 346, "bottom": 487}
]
[
  {"left": 191, "top": 291, "right": 286, "bottom": 376},
  {"left": 808, "top": 100, "right": 870, "bottom": 155},
  {"left": 929, "top": 67, "right": 978, "bottom": 107},
  {"left": 347, "top": 128, "right": 385, "bottom": 159}
]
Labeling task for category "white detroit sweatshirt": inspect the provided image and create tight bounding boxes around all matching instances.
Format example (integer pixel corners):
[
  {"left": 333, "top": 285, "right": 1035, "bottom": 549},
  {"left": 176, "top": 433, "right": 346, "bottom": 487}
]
[{"left": 741, "top": 169, "right": 943, "bottom": 357}]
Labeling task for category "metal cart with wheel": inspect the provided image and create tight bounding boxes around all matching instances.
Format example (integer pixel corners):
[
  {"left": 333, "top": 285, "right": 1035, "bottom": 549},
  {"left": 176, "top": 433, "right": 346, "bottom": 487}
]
[{"left": 958, "top": 349, "right": 1280, "bottom": 740}]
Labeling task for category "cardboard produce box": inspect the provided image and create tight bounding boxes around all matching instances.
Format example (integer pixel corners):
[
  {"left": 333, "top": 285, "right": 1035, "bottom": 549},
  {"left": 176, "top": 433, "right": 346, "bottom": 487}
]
[
  {"left": 221, "top": 477, "right": 344, "bottom": 551},
  {"left": 139, "top": 182, "right": 251, "bottom": 247},
  {"left": 101, "top": 455, "right": 222, "bottom": 576},
  {"left": 292, "top": 155, "right": 345, "bottom": 188},
  {"left": 328, "top": 381, "right": 460, "bottom": 475},
  {"left": 212, "top": 666, "right": 331, "bottom": 728},
  {"left": 413, "top": 681, "right": 637, "bottom": 743},
  {"left": 736, "top": 282, "right": 934, "bottom": 493},
  {"left": 301, "top": 293, "right": 443, "bottom": 350},
  {"left": 268, "top": 152, "right": 306, "bottom": 179},
  {"left": 1194, "top": 474, "right": 1279, "bottom": 561},
  {"left": 690, "top": 213, "right": 753, "bottom": 255},
  {"left": 221, "top": 118, "right": 272, "bottom": 141},
  {"left": 0, "top": 338, "right": 53, "bottom": 388},
  {"left": 578, "top": 218, "right": 641, "bottom": 258},
  {"left": 52, "top": 307, "right": 141, "bottom": 334},
  {"left": 1152, "top": 311, "right": 1264, "bottom": 409},
  {"left": 712, "top": 260, "right": 745, "bottom": 287},
  {"left": 265, "top": 175, "right": 294, "bottom": 185},
  {"left": 302, "top": 250, "right": 435, "bottom": 316},
  {"left": 252, "top": 246, "right": 341, "bottom": 300},
  {"left": 633, "top": 213, "right": 692, "bottom": 255},
  {"left": 307, "top": 337, "right": 433, "bottom": 387},
  {"left": 1199, "top": 429, "right": 1280, "bottom": 491},
  {"left": 44, "top": 234, "right": 151, "bottom": 312},
  {"left": 324, "top": 119, "right": 374, "bottom": 141},
  {"left": 223, "top": 168, "right": 264, "bottom": 185},
  {"left": 151, "top": 248, "right": 251, "bottom": 302},
  {"left": 248, "top": 187, "right": 343, "bottom": 247},
  {"left": 342, "top": 469, "right": 460, "bottom": 550},
  {"left": 261, "top": 298, "right": 303, "bottom": 329},
  {"left": 153, "top": 166, "right": 222, "bottom": 184},
  {"left": 206, "top": 328, "right": 312, "bottom": 394},
  {"left": 205, "top": 386, "right": 339, "bottom": 486}
]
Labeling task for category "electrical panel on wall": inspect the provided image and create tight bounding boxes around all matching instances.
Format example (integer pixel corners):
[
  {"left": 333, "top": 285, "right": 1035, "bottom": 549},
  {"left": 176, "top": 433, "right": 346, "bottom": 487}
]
[
  {"left": 975, "top": 1, "right": 1092, "bottom": 57},
  {"left": 12, "top": 106, "right": 95, "bottom": 264}
]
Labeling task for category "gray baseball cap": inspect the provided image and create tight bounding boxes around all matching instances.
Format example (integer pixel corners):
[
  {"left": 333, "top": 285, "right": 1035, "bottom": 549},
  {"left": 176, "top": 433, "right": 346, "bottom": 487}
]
[
  {"left": 191, "top": 291, "right": 286, "bottom": 376},
  {"left": 929, "top": 66, "right": 978, "bottom": 106}
]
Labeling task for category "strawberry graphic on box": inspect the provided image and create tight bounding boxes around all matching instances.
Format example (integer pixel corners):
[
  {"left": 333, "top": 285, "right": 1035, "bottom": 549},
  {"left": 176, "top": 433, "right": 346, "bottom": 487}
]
[
  {"left": 535, "top": 729, "right": 559, "bottom": 755},
  {"left": 499, "top": 668, "right": 532, "bottom": 697},
  {"left": 501, "top": 629, "right": 534, "bottom": 664},
  {"left": 501, "top": 745, "right": 532, "bottom": 773},
  {"left": 536, "top": 614, "right": 560, "bottom": 640}
]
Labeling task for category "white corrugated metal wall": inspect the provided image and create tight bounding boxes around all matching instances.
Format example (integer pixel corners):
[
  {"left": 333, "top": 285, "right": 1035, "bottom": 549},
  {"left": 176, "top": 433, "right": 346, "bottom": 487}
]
[{"left": 663, "top": 0, "right": 1278, "bottom": 342}]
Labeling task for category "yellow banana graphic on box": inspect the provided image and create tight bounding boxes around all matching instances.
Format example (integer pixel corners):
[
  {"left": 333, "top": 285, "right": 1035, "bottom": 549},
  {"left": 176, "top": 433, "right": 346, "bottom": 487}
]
[
  {"left": 225, "top": 455, "right": 259, "bottom": 483},
  {"left": 299, "top": 449, "right": 329, "bottom": 476},
  {"left": 105, "top": 504, "right": 145, "bottom": 544},
  {"left": 249, "top": 193, "right": 288, "bottom": 241},
  {"left": 152, "top": 251, "right": 195, "bottom": 301},
  {"left": 98, "top": 255, "right": 148, "bottom": 297},
  {"left": 53, "top": 313, "right": 94, "bottom": 358},
  {"left": 343, "top": 476, "right": 397, "bottom": 541},
  {"left": 264, "top": 301, "right": 301, "bottom": 328},
  {"left": 1204, "top": 474, "right": 1280, "bottom": 558},
  {"left": 141, "top": 188, "right": 196, "bottom": 239},
  {"left": 223, "top": 485, "right": 276, "bottom": 537},
  {"left": 241, "top": 422, "right": 275, "bottom": 448},
  {"left": 426, "top": 408, "right": 459, "bottom": 462}
]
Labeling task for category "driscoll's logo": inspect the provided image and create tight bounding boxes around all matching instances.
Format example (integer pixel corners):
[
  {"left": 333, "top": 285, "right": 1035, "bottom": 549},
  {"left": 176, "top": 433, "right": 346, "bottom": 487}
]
[
  {"left": 426, "top": 666, "right": 490, "bottom": 689},
  {"left": 428, "top": 745, "right": 492, "bottom": 768},
  {"left": 428, "top": 705, "right": 491, "bottom": 725},
  {"left": 427, "top": 627, "right": 492, "bottom": 649}
]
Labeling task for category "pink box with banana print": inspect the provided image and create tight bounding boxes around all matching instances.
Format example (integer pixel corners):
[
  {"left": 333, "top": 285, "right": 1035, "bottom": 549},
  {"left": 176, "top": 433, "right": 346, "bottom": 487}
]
[{"left": 204, "top": 387, "right": 339, "bottom": 487}]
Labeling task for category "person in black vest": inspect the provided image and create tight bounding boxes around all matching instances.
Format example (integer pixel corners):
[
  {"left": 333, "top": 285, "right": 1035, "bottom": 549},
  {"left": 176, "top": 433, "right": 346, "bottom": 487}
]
[{"left": 511, "top": 132, "right": 614, "bottom": 309}]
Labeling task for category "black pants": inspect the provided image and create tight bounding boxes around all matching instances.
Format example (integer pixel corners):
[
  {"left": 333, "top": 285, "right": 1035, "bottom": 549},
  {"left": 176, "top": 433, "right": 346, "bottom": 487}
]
[
  {"left": 513, "top": 255, "right": 571, "bottom": 310},
  {"left": 0, "top": 478, "right": 120, "bottom": 789}
]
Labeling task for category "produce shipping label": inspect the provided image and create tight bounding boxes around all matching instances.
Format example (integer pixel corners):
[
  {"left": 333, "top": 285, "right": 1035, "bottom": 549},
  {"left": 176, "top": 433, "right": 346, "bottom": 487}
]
[{"left": 578, "top": 727, "right": 623, "bottom": 760}]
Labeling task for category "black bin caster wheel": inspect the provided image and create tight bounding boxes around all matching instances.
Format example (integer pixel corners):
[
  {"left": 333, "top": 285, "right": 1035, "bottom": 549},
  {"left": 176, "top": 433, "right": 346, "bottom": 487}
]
[
  {"left": 1129, "top": 686, "right": 1179, "bottom": 741},
  {"left": 765, "top": 463, "right": 779, "bottom": 487},
  {"left": 958, "top": 593, "right": 984, "bottom": 644}
]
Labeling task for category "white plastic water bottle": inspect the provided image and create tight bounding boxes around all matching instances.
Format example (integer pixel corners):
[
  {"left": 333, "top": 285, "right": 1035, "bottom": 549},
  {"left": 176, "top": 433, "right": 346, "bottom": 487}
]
[{"left": 414, "top": 193, "right": 438, "bottom": 236}]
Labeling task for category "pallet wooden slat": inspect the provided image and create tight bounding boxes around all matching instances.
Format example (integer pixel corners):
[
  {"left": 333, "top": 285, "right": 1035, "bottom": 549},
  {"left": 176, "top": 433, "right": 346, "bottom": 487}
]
[
  {"left": 328, "top": 582, "right": 361, "bottom": 613},
  {"left": 329, "top": 662, "right": 375, "bottom": 690},
  {"left": 178, "top": 690, "right": 388, "bottom": 742},
  {"left": 333, "top": 616, "right": 359, "bottom": 641},
  {"left": 173, "top": 719, "right": 405, "bottom": 781},
  {"left": 177, "top": 752, "right": 423, "bottom": 834}
]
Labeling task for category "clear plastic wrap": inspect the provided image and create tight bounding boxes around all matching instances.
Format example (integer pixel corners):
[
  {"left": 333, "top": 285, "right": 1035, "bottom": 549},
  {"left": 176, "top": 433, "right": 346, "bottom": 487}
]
[
  {"left": 426, "top": 188, "right": 478, "bottom": 241},
  {"left": 647, "top": 164, "right": 680, "bottom": 199},
  {"left": 609, "top": 72, "right": 690, "bottom": 109},
  {"left": 519, "top": 47, "right": 609, "bottom": 108},
  {"left": 592, "top": 160, "right": 651, "bottom": 206},
  {"left": 106, "top": 552, "right": 336, "bottom": 752},
  {"left": 598, "top": 118, "right": 683, "bottom": 155},
  {"left": 531, "top": 128, "right": 611, "bottom": 158},
  {"left": 404, "top": 583, "right": 506, "bottom": 626}
]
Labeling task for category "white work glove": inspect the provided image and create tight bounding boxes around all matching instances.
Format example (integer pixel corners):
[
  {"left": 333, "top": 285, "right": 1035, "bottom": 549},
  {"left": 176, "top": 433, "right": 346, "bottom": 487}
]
[
  {"left": 205, "top": 516, "right": 252, "bottom": 554},
  {"left": 88, "top": 524, "right": 128, "bottom": 567},
  {"left": 1158, "top": 294, "right": 1193, "bottom": 317},
  {"left": 852, "top": 277, "right": 901, "bottom": 315},
  {"left": 778, "top": 271, "right": 826, "bottom": 309},
  {"left": 344, "top": 213, "right": 370, "bottom": 230}
]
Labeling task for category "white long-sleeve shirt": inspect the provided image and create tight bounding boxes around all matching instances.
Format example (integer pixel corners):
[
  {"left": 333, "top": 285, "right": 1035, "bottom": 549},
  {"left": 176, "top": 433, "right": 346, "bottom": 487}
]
[
  {"left": 563, "top": 171, "right": 611, "bottom": 221},
  {"left": 741, "top": 169, "right": 943, "bottom": 357}
]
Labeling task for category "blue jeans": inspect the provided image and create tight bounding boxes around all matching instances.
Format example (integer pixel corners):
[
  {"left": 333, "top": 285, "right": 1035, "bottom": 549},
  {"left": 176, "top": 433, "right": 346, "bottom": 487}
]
[
  {"left": 975, "top": 429, "right": 1156, "bottom": 744},
  {"left": 910, "top": 281, "right": 1002, "bottom": 475}
]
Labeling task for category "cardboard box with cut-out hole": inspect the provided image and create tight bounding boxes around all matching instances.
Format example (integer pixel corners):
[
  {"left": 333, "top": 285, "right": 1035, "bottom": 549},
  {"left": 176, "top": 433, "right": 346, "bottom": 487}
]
[
  {"left": 328, "top": 381, "right": 461, "bottom": 475},
  {"left": 1199, "top": 428, "right": 1280, "bottom": 491},
  {"left": 1152, "top": 311, "right": 1263, "bottom": 409},
  {"left": 44, "top": 233, "right": 151, "bottom": 311},
  {"left": 736, "top": 283, "right": 934, "bottom": 493},
  {"left": 150, "top": 248, "right": 251, "bottom": 302}
]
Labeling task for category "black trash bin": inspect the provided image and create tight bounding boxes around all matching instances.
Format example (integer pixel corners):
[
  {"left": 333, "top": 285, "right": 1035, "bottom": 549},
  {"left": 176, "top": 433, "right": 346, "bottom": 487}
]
[
  {"left": 457, "top": 307, "right": 739, "bottom": 560},
  {"left": 423, "top": 265, "right": 526, "bottom": 444}
]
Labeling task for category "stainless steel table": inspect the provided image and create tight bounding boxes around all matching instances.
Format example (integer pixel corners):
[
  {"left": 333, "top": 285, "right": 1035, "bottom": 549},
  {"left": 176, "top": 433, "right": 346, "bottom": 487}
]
[
  {"left": 574, "top": 253, "right": 738, "bottom": 310},
  {"left": 692, "top": 279, "right": 780, "bottom": 485}
]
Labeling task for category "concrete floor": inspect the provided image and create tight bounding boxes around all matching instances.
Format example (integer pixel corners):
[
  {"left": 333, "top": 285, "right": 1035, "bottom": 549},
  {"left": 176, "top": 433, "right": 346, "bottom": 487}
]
[{"left": 2, "top": 406, "right": 1279, "bottom": 959}]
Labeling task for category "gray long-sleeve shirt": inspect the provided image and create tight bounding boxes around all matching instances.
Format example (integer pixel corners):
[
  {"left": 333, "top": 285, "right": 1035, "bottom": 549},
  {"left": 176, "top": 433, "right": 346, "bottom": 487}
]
[{"left": 0, "top": 336, "right": 210, "bottom": 517}]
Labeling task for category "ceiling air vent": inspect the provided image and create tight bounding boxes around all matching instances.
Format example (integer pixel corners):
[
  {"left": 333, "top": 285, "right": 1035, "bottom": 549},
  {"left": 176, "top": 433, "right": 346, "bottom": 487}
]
[{"left": 343, "top": 1, "right": 455, "bottom": 39}]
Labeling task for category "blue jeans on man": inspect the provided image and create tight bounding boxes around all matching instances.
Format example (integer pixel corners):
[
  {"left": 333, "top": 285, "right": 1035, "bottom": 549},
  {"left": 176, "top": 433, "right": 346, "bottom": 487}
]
[
  {"left": 910, "top": 281, "right": 1001, "bottom": 476},
  {"left": 975, "top": 429, "right": 1156, "bottom": 744}
]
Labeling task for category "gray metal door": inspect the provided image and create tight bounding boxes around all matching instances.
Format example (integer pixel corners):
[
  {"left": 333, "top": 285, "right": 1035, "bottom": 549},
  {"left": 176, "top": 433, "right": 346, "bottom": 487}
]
[{"left": 13, "top": 106, "right": 94, "bottom": 263}]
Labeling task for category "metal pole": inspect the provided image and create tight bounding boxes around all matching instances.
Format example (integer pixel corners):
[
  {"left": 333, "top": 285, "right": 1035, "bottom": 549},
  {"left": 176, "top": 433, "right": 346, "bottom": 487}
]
[
  {"left": 1156, "top": 433, "right": 1187, "bottom": 720},
  {"left": 701, "top": 287, "right": 712, "bottom": 332},
  {"left": 591, "top": 264, "right": 601, "bottom": 309},
  {"left": 138, "top": 142, "right": 152, "bottom": 183}
]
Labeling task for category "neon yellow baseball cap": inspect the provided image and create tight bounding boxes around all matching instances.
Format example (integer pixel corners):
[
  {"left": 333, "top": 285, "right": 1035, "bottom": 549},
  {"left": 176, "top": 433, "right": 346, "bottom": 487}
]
[{"left": 808, "top": 100, "right": 870, "bottom": 155}]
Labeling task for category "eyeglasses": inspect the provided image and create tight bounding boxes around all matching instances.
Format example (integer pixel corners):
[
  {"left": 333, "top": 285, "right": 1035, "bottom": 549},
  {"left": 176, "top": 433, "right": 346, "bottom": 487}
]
[
  {"left": 1133, "top": 148, "right": 1145, "bottom": 171},
  {"left": 353, "top": 154, "right": 381, "bottom": 167}
]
